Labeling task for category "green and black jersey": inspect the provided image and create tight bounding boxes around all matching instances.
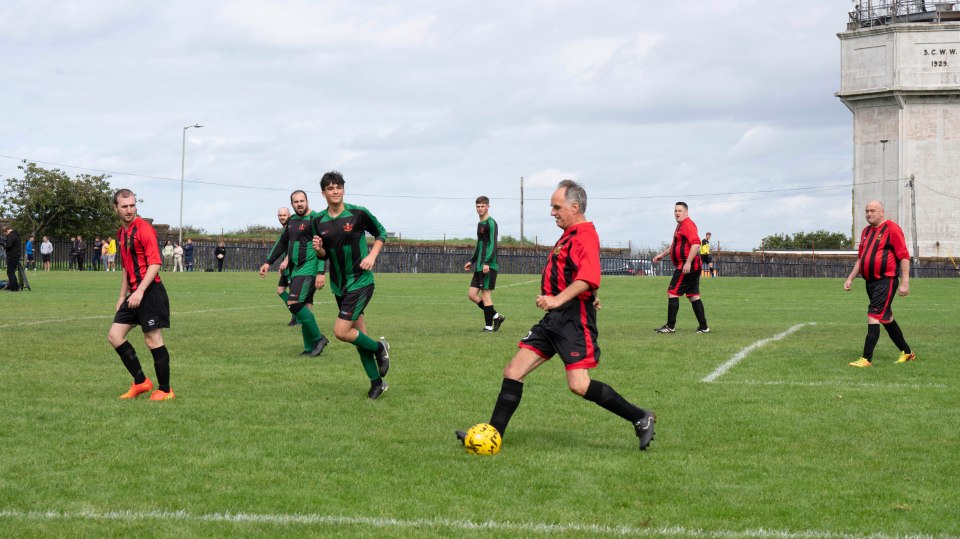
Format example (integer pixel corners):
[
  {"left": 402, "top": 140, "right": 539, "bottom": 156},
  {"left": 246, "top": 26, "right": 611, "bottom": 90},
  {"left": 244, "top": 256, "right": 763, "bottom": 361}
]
[
  {"left": 265, "top": 211, "right": 325, "bottom": 277},
  {"left": 312, "top": 203, "right": 387, "bottom": 297},
  {"left": 470, "top": 216, "right": 499, "bottom": 271}
]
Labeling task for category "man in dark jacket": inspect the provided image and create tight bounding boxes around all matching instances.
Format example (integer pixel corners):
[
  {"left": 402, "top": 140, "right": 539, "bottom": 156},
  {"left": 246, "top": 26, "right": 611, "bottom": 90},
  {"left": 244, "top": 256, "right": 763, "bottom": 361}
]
[{"left": 4, "top": 227, "right": 21, "bottom": 291}]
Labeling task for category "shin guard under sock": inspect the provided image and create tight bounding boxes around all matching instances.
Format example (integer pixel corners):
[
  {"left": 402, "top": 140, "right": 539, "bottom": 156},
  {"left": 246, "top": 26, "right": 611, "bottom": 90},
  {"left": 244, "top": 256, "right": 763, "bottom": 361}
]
[
  {"left": 691, "top": 299, "right": 708, "bottom": 329},
  {"left": 489, "top": 378, "right": 524, "bottom": 437},
  {"left": 863, "top": 324, "right": 881, "bottom": 361},
  {"left": 115, "top": 341, "right": 146, "bottom": 383},
  {"left": 883, "top": 320, "right": 911, "bottom": 354},
  {"left": 353, "top": 331, "right": 379, "bottom": 353},
  {"left": 584, "top": 380, "right": 644, "bottom": 423},
  {"left": 150, "top": 345, "right": 170, "bottom": 391},
  {"left": 667, "top": 297, "right": 680, "bottom": 328}
]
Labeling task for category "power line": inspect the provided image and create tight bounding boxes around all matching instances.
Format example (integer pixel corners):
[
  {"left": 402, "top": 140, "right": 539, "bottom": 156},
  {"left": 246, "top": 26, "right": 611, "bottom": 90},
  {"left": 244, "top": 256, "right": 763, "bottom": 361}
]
[{"left": 0, "top": 152, "right": 886, "bottom": 202}]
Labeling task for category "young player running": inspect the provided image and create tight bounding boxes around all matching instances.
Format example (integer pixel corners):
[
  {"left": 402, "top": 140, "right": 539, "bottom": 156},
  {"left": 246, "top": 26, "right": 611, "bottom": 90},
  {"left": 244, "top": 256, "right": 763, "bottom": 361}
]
[
  {"left": 106, "top": 189, "right": 175, "bottom": 400},
  {"left": 311, "top": 171, "right": 391, "bottom": 400},
  {"left": 259, "top": 191, "right": 329, "bottom": 357}
]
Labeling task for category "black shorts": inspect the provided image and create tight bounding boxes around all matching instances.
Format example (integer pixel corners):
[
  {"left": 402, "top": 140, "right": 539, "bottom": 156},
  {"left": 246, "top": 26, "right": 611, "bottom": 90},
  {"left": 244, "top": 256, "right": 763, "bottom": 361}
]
[
  {"left": 518, "top": 299, "right": 600, "bottom": 371},
  {"left": 701, "top": 254, "right": 712, "bottom": 265},
  {"left": 335, "top": 284, "right": 374, "bottom": 321},
  {"left": 288, "top": 275, "right": 316, "bottom": 305},
  {"left": 866, "top": 277, "right": 897, "bottom": 323},
  {"left": 41, "top": 254, "right": 51, "bottom": 263},
  {"left": 113, "top": 281, "right": 170, "bottom": 331},
  {"left": 470, "top": 269, "right": 498, "bottom": 290},
  {"left": 27, "top": 254, "right": 35, "bottom": 262},
  {"left": 668, "top": 268, "right": 701, "bottom": 297}
]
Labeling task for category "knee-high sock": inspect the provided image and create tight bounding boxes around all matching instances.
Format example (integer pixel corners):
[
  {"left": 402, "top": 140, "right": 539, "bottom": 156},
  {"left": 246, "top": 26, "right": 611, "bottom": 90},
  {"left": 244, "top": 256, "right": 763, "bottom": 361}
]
[
  {"left": 483, "top": 305, "right": 495, "bottom": 327},
  {"left": 353, "top": 331, "right": 380, "bottom": 353},
  {"left": 291, "top": 305, "right": 322, "bottom": 347},
  {"left": 114, "top": 341, "right": 145, "bottom": 384},
  {"left": 279, "top": 291, "right": 289, "bottom": 303},
  {"left": 489, "top": 378, "right": 524, "bottom": 437},
  {"left": 884, "top": 320, "right": 911, "bottom": 354},
  {"left": 667, "top": 297, "right": 680, "bottom": 328},
  {"left": 358, "top": 348, "right": 380, "bottom": 381},
  {"left": 863, "top": 324, "right": 881, "bottom": 360},
  {"left": 691, "top": 299, "right": 708, "bottom": 329},
  {"left": 583, "top": 380, "right": 645, "bottom": 423},
  {"left": 150, "top": 345, "right": 171, "bottom": 391}
]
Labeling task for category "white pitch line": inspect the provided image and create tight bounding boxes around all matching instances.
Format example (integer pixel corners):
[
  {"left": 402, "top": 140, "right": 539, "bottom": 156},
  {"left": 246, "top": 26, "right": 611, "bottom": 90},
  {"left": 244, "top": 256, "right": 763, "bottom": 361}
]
[
  {"left": 702, "top": 323, "right": 816, "bottom": 383},
  {"left": 0, "top": 509, "right": 951, "bottom": 539},
  {"left": 500, "top": 278, "right": 540, "bottom": 288},
  {"left": 0, "top": 304, "right": 282, "bottom": 330},
  {"left": 712, "top": 379, "right": 948, "bottom": 390}
]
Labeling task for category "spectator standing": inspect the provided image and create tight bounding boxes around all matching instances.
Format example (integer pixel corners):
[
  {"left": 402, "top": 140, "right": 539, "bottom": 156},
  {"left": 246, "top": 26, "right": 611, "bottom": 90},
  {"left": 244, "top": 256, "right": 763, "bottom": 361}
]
[
  {"left": 92, "top": 236, "right": 104, "bottom": 271},
  {"left": 100, "top": 239, "right": 109, "bottom": 271},
  {"left": 25, "top": 236, "right": 35, "bottom": 271},
  {"left": 106, "top": 236, "right": 117, "bottom": 271},
  {"left": 40, "top": 236, "right": 53, "bottom": 271},
  {"left": 162, "top": 240, "right": 174, "bottom": 271},
  {"left": 3, "top": 227, "right": 22, "bottom": 291},
  {"left": 74, "top": 235, "right": 86, "bottom": 271},
  {"left": 183, "top": 238, "right": 195, "bottom": 272},
  {"left": 214, "top": 241, "right": 226, "bottom": 272},
  {"left": 69, "top": 236, "right": 78, "bottom": 270},
  {"left": 173, "top": 242, "right": 185, "bottom": 272}
]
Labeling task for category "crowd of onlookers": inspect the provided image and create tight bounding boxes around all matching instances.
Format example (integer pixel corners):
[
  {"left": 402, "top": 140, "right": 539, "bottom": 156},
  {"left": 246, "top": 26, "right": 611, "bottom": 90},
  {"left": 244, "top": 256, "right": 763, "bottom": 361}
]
[{"left": 1, "top": 230, "right": 230, "bottom": 276}]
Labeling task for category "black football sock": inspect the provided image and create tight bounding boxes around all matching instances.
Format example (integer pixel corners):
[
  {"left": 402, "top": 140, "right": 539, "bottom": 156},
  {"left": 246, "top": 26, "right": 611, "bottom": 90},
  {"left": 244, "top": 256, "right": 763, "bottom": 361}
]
[
  {"left": 667, "top": 297, "right": 679, "bottom": 328},
  {"left": 150, "top": 345, "right": 171, "bottom": 392},
  {"left": 114, "top": 341, "right": 146, "bottom": 384},
  {"left": 862, "top": 324, "right": 881, "bottom": 361},
  {"left": 489, "top": 378, "right": 524, "bottom": 437},
  {"left": 691, "top": 299, "right": 708, "bottom": 329},
  {"left": 584, "top": 380, "right": 645, "bottom": 423},
  {"left": 883, "top": 320, "right": 911, "bottom": 354},
  {"left": 483, "top": 305, "right": 495, "bottom": 327}
]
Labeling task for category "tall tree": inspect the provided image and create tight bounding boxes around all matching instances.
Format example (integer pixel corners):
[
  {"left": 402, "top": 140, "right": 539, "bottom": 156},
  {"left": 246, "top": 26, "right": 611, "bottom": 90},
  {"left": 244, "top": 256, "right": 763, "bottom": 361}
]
[{"left": 0, "top": 161, "right": 116, "bottom": 239}]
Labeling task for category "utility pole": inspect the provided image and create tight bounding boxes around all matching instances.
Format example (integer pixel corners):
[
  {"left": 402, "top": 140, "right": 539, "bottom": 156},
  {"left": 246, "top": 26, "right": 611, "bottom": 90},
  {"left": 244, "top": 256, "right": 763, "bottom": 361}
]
[
  {"left": 908, "top": 174, "right": 919, "bottom": 277},
  {"left": 520, "top": 177, "right": 524, "bottom": 245}
]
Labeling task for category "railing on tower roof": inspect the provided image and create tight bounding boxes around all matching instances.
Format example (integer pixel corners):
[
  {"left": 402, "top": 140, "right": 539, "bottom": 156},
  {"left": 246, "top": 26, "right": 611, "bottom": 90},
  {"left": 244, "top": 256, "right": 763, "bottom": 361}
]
[{"left": 848, "top": 0, "right": 960, "bottom": 30}]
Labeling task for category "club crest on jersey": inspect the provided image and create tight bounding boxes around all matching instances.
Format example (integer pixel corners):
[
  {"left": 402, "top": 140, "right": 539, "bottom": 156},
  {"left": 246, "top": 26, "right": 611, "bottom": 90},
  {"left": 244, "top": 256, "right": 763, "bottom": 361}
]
[
  {"left": 298, "top": 223, "right": 307, "bottom": 231},
  {"left": 343, "top": 223, "right": 353, "bottom": 232},
  {"left": 554, "top": 243, "right": 564, "bottom": 255}
]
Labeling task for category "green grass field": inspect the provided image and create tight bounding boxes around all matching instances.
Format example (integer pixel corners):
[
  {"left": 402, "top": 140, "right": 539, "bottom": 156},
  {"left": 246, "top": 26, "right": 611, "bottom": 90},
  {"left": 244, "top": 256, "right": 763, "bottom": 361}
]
[{"left": 1, "top": 271, "right": 957, "bottom": 538}]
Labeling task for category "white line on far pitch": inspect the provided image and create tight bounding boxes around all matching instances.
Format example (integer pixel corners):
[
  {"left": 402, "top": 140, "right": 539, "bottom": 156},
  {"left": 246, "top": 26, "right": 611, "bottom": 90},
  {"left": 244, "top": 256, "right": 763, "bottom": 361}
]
[
  {"left": 1, "top": 508, "right": 948, "bottom": 539},
  {"left": 702, "top": 323, "right": 816, "bottom": 383},
  {"left": 0, "top": 304, "right": 282, "bottom": 330}
]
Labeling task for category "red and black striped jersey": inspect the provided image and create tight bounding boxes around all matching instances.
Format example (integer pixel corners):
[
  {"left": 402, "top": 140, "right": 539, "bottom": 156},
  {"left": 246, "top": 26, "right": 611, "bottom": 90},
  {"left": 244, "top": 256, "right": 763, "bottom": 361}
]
[
  {"left": 541, "top": 221, "right": 601, "bottom": 301},
  {"left": 118, "top": 216, "right": 162, "bottom": 291},
  {"left": 670, "top": 217, "right": 702, "bottom": 271},
  {"left": 858, "top": 220, "right": 909, "bottom": 281}
]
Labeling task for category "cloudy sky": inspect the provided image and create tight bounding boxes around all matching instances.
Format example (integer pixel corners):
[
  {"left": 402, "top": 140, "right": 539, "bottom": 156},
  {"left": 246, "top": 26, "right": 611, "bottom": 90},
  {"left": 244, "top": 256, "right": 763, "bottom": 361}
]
[{"left": 0, "top": 0, "right": 857, "bottom": 251}]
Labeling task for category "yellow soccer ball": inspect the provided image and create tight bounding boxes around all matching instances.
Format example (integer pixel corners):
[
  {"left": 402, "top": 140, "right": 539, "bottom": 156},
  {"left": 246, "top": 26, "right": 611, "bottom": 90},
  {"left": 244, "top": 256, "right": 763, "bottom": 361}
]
[{"left": 464, "top": 423, "right": 502, "bottom": 455}]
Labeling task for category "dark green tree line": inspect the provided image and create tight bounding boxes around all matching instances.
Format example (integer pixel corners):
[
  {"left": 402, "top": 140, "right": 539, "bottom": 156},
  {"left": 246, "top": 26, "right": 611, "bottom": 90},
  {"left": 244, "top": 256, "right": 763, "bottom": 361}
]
[{"left": 759, "top": 230, "right": 853, "bottom": 250}]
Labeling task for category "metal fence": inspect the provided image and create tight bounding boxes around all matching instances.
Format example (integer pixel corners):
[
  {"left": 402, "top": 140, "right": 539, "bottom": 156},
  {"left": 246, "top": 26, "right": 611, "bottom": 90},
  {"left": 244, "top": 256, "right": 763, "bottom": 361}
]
[{"left": 3, "top": 241, "right": 958, "bottom": 278}]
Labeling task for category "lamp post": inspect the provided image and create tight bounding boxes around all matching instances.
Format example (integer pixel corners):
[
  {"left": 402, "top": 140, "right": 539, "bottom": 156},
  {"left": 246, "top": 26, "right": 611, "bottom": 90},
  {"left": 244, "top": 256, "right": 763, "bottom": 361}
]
[{"left": 179, "top": 124, "right": 203, "bottom": 245}]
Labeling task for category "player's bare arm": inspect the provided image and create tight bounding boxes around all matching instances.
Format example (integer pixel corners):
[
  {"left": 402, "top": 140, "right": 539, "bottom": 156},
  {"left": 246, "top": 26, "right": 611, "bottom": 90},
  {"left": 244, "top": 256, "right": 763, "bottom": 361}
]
[
  {"left": 311, "top": 235, "right": 326, "bottom": 259},
  {"left": 898, "top": 258, "right": 910, "bottom": 296},
  {"left": 127, "top": 263, "right": 160, "bottom": 309},
  {"left": 843, "top": 260, "right": 861, "bottom": 291},
  {"left": 464, "top": 261, "right": 473, "bottom": 271}
]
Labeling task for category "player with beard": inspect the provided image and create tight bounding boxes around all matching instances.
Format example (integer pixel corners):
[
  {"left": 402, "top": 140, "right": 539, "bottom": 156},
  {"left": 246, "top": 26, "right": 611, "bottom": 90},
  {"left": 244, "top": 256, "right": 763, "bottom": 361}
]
[
  {"left": 260, "top": 191, "right": 329, "bottom": 357},
  {"left": 107, "top": 189, "right": 175, "bottom": 400}
]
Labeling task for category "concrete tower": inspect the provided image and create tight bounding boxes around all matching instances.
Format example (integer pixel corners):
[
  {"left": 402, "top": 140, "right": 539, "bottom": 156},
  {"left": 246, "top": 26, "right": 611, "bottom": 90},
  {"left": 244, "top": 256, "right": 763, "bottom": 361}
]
[{"left": 837, "top": 0, "right": 960, "bottom": 258}]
